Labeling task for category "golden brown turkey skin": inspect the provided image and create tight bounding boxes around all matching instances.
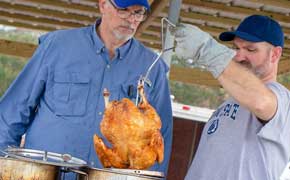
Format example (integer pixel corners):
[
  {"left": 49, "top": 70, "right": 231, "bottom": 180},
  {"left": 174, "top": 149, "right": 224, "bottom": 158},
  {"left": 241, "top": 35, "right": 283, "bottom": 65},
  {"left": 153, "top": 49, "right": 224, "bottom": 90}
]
[{"left": 94, "top": 88, "right": 164, "bottom": 169}]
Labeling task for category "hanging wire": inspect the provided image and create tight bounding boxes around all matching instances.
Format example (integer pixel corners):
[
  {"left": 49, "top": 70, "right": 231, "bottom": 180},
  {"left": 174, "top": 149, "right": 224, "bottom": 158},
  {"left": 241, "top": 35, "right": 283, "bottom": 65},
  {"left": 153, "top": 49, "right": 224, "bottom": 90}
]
[{"left": 135, "top": 17, "right": 176, "bottom": 105}]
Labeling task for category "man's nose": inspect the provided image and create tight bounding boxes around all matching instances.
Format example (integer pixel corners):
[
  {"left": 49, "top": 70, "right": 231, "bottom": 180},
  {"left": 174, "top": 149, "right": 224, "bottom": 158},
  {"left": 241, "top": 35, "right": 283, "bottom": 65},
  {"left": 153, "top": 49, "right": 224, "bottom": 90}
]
[{"left": 233, "top": 50, "right": 245, "bottom": 62}]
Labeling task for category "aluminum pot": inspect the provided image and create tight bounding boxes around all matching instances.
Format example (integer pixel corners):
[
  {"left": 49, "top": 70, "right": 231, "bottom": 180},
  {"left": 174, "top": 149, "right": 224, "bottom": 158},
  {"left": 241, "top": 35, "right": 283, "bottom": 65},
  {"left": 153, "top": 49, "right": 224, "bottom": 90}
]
[
  {"left": 0, "top": 156, "right": 59, "bottom": 180},
  {"left": 78, "top": 167, "right": 164, "bottom": 180},
  {"left": 0, "top": 148, "right": 88, "bottom": 180}
]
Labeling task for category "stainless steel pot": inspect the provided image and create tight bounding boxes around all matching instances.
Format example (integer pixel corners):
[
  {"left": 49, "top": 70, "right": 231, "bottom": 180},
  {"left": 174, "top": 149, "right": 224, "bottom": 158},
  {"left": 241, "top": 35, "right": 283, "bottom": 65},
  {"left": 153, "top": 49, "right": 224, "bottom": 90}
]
[
  {"left": 0, "top": 156, "right": 59, "bottom": 180},
  {"left": 0, "top": 147, "right": 87, "bottom": 180},
  {"left": 78, "top": 167, "right": 164, "bottom": 180}
]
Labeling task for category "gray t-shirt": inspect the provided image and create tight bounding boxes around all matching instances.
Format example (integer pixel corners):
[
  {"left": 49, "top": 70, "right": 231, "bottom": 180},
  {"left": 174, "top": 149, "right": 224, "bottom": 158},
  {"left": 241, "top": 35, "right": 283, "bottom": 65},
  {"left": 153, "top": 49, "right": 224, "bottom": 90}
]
[{"left": 185, "top": 82, "right": 290, "bottom": 180}]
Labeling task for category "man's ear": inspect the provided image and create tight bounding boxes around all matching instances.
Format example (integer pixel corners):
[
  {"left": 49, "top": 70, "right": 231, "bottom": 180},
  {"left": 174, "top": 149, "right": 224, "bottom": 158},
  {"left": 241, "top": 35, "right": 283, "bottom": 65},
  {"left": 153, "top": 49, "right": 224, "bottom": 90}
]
[
  {"left": 99, "top": 0, "right": 108, "bottom": 14},
  {"left": 271, "top": 46, "right": 282, "bottom": 63}
]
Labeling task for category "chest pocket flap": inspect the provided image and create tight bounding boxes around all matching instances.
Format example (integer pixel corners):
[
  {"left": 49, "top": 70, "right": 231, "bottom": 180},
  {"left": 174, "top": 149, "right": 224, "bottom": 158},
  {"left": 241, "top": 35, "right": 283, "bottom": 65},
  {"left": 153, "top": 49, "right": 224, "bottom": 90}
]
[{"left": 52, "top": 72, "right": 90, "bottom": 116}]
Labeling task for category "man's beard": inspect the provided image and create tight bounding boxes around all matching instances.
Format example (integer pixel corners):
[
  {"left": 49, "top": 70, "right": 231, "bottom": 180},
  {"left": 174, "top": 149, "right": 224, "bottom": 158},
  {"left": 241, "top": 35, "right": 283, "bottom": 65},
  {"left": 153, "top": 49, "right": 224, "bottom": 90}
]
[
  {"left": 113, "top": 31, "right": 133, "bottom": 41},
  {"left": 113, "top": 25, "right": 135, "bottom": 41},
  {"left": 240, "top": 59, "right": 271, "bottom": 78}
]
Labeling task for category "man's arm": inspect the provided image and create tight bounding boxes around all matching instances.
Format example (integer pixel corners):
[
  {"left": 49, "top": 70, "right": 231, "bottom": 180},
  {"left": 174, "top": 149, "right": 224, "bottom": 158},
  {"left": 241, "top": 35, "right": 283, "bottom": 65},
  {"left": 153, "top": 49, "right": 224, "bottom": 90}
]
[
  {"left": 172, "top": 24, "right": 277, "bottom": 121},
  {"left": 218, "top": 61, "right": 277, "bottom": 121},
  {"left": 0, "top": 33, "right": 53, "bottom": 150}
]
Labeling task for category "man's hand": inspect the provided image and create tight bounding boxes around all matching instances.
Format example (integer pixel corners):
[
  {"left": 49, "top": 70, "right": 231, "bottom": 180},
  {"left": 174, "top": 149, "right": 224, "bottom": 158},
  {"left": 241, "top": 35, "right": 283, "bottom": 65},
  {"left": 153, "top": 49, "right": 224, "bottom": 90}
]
[{"left": 171, "top": 23, "right": 236, "bottom": 78}]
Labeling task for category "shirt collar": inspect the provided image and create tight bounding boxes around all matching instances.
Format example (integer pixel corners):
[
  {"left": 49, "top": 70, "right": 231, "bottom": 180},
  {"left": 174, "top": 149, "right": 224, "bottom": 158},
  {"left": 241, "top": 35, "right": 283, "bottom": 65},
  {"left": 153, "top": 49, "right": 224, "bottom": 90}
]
[
  {"left": 117, "top": 37, "right": 132, "bottom": 60},
  {"left": 91, "top": 19, "right": 133, "bottom": 60},
  {"left": 91, "top": 19, "right": 105, "bottom": 54}
]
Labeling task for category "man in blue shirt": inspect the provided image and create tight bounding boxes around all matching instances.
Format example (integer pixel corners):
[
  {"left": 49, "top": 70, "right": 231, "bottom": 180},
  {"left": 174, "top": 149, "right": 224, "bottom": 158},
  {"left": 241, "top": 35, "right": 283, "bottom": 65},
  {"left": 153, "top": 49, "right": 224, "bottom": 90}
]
[{"left": 0, "top": 0, "right": 173, "bottom": 177}]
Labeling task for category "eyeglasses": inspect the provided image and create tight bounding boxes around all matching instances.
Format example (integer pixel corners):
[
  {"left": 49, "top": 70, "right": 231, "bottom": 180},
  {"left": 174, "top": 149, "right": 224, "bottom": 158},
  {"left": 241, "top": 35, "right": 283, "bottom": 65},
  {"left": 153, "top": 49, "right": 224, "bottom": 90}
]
[{"left": 108, "top": 0, "right": 147, "bottom": 22}]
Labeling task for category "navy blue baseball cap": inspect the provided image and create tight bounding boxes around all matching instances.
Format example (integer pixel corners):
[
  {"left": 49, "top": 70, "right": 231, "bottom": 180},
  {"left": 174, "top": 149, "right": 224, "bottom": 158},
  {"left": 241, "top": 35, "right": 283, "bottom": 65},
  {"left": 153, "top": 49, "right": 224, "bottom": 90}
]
[
  {"left": 112, "top": 0, "right": 150, "bottom": 10},
  {"left": 219, "top": 15, "right": 284, "bottom": 47}
]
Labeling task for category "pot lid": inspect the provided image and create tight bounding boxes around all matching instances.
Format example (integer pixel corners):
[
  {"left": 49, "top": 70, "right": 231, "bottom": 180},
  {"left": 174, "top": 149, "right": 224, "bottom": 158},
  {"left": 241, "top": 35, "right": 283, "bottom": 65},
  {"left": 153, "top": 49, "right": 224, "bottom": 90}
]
[{"left": 1, "top": 147, "right": 87, "bottom": 168}]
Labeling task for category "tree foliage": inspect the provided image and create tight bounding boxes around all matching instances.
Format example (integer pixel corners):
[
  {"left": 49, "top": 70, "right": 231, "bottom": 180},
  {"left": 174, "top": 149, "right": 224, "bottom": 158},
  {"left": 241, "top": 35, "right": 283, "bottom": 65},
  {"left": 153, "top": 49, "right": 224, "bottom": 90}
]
[{"left": 0, "top": 55, "right": 26, "bottom": 96}]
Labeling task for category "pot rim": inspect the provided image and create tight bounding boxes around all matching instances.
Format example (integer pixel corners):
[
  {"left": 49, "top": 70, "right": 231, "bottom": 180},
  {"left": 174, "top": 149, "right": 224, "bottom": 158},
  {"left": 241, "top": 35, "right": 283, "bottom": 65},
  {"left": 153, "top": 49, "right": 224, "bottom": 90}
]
[
  {"left": 85, "top": 167, "right": 165, "bottom": 179},
  {"left": 1, "top": 148, "right": 87, "bottom": 168}
]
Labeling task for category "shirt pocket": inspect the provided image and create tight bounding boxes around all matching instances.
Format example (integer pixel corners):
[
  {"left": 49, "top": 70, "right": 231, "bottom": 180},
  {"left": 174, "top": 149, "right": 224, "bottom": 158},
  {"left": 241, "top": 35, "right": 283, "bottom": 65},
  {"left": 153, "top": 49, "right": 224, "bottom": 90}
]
[{"left": 52, "top": 72, "right": 90, "bottom": 116}]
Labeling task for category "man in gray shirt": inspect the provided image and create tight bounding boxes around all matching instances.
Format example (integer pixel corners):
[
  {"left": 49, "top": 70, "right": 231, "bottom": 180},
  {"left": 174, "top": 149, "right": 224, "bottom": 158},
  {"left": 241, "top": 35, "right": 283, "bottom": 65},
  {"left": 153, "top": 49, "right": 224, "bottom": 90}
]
[{"left": 172, "top": 15, "right": 290, "bottom": 180}]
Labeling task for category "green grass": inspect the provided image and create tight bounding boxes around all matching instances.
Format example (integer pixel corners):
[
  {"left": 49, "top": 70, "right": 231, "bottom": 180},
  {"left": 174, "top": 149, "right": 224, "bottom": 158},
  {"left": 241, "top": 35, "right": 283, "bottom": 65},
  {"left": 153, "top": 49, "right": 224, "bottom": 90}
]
[{"left": 0, "top": 55, "right": 26, "bottom": 96}]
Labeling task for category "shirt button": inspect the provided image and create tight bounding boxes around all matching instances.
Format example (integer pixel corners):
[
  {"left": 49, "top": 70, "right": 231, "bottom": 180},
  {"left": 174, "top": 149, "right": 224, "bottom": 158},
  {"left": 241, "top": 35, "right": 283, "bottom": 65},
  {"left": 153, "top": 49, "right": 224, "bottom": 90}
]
[
  {"left": 90, "top": 161, "right": 94, "bottom": 166},
  {"left": 106, "top": 65, "right": 110, "bottom": 69},
  {"left": 98, "top": 112, "right": 103, "bottom": 115}
]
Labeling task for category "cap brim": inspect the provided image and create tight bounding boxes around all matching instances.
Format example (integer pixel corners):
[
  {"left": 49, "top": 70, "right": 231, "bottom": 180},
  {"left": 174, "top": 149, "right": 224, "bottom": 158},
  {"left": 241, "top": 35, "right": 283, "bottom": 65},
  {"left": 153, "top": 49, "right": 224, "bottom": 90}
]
[
  {"left": 114, "top": 1, "right": 150, "bottom": 10},
  {"left": 219, "top": 31, "right": 263, "bottom": 42}
]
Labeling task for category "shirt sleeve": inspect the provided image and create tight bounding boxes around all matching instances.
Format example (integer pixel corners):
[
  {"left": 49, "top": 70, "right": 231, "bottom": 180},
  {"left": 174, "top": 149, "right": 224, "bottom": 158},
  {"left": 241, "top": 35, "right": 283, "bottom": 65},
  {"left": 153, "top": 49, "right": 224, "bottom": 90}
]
[
  {"left": 147, "top": 59, "right": 173, "bottom": 175},
  {"left": 0, "top": 33, "right": 54, "bottom": 150},
  {"left": 257, "top": 82, "right": 290, "bottom": 144}
]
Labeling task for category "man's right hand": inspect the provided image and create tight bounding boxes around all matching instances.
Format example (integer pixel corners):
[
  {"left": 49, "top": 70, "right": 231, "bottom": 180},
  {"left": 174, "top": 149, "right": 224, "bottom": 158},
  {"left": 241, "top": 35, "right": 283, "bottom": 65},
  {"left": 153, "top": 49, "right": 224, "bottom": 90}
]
[{"left": 171, "top": 23, "right": 236, "bottom": 78}]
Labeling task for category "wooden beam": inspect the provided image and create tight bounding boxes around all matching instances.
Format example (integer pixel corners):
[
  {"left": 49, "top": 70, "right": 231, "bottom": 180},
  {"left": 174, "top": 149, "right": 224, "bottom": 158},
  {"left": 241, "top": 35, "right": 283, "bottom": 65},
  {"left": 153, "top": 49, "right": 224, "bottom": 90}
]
[
  {"left": 150, "top": 9, "right": 290, "bottom": 39},
  {"left": 0, "top": 1, "right": 97, "bottom": 24},
  {"left": 1, "top": 0, "right": 290, "bottom": 52},
  {"left": 0, "top": 19, "right": 54, "bottom": 31},
  {"left": 182, "top": 0, "right": 290, "bottom": 34},
  {"left": 0, "top": 10, "right": 85, "bottom": 28},
  {"left": 0, "top": 38, "right": 160, "bottom": 58},
  {"left": 246, "top": 0, "right": 290, "bottom": 10},
  {"left": 179, "top": 9, "right": 240, "bottom": 28},
  {"left": 169, "top": 65, "right": 290, "bottom": 89},
  {"left": 141, "top": 41, "right": 161, "bottom": 50},
  {"left": 169, "top": 65, "right": 220, "bottom": 87},
  {"left": 22, "top": 0, "right": 99, "bottom": 14},
  {"left": 147, "top": 21, "right": 290, "bottom": 56},
  {"left": 136, "top": 0, "right": 168, "bottom": 37},
  {"left": 138, "top": 33, "right": 161, "bottom": 44},
  {"left": 0, "top": 39, "right": 37, "bottom": 58}
]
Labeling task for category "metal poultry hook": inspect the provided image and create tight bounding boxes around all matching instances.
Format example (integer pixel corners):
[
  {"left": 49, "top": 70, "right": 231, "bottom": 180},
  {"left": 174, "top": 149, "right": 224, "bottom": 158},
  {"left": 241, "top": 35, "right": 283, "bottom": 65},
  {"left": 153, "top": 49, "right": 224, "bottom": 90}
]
[{"left": 135, "top": 17, "right": 176, "bottom": 106}]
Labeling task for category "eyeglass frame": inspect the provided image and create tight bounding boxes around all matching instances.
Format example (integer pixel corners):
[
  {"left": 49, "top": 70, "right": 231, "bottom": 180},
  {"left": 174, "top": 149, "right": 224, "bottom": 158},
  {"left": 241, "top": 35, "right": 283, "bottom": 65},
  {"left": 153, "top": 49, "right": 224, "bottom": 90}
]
[{"left": 107, "top": 0, "right": 148, "bottom": 22}]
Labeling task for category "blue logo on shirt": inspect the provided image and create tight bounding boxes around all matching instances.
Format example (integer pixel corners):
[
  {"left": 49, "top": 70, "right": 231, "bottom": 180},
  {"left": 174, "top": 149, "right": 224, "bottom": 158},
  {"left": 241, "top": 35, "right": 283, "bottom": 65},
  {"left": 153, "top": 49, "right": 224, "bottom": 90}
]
[{"left": 207, "top": 119, "right": 219, "bottom": 134}]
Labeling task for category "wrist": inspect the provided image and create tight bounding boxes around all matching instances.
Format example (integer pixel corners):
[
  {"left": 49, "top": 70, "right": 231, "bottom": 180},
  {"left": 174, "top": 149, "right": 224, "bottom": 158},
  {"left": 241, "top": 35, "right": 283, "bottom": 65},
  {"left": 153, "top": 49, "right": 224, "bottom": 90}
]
[
  {"left": 208, "top": 49, "right": 236, "bottom": 78},
  {"left": 200, "top": 39, "right": 236, "bottom": 78}
]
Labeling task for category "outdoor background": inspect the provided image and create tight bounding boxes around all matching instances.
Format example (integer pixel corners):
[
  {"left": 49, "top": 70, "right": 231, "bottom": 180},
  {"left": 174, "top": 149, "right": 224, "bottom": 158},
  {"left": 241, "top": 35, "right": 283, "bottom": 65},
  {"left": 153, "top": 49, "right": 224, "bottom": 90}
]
[{"left": 1, "top": 26, "right": 290, "bottom": 109}]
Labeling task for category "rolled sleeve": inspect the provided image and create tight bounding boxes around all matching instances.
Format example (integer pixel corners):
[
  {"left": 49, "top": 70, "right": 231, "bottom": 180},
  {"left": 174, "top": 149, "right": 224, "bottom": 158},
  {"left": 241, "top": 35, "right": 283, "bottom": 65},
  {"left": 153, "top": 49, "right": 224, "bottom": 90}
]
[{"left": 257, "top": 83, "right": 290, "bottom": 144}]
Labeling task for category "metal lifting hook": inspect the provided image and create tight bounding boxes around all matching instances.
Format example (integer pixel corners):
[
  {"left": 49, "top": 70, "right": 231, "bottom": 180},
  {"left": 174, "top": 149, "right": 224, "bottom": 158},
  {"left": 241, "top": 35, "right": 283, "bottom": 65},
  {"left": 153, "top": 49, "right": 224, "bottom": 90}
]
[{"left": 135, "top": 17, "right": 176, "bottom": 106}]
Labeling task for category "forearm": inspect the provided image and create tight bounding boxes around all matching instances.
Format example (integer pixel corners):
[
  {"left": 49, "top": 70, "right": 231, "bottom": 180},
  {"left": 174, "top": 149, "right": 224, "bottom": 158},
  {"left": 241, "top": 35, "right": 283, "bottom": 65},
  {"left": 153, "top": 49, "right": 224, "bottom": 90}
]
[
  {"left": 217, "top": 61, "right": 277, "bottom": 121},
  {"left": 0, "top": 92, "right": 35, "bottom": 149},
  {"left": 0, "top": 35, "right": 50, "bottom": 149},
  {"left": 0, "top": 127, "right": 22, "bottom": 150}
]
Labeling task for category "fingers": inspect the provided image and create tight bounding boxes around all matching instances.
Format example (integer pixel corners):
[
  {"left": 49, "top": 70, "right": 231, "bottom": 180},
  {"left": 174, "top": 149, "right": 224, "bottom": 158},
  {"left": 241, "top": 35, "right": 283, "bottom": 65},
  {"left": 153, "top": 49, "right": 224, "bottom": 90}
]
[
  {"left": 174, "top": 46, "right": 185, "bottom": 59},
  {"left": 174, "top": 25, "right": 187, "bottom": 38},
  {"left": 169, "top": 23, "right": 186, "bottom": 37}
]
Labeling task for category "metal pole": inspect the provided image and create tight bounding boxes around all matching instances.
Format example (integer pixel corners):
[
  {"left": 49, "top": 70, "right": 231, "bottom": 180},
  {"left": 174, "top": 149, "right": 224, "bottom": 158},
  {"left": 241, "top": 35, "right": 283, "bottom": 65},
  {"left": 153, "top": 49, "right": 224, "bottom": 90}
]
[{"left": 161, "top": 0, "right": 182, "bottom": 70}]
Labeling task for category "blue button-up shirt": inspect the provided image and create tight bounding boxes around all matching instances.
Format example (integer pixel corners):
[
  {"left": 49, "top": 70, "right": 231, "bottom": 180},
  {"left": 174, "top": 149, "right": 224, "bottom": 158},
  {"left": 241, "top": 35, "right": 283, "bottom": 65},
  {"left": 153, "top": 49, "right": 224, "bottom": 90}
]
[{"left": 0, "top": 20, "right": 173, "bottom": 175}]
